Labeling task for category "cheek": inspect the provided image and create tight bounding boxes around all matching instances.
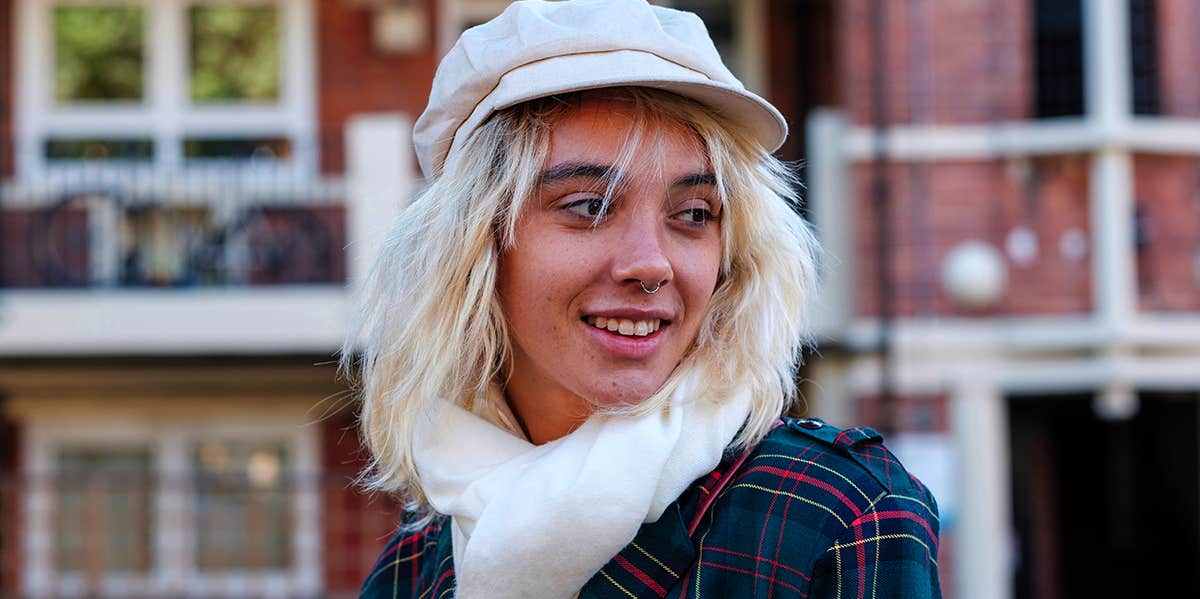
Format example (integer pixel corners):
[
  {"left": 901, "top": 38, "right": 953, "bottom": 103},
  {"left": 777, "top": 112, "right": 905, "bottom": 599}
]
[
  {"left": 683, "top": 242, "right": 723, "bottom": 297},
  {"left": 498, "top": 237, "right": 594, "bottom": 335}
]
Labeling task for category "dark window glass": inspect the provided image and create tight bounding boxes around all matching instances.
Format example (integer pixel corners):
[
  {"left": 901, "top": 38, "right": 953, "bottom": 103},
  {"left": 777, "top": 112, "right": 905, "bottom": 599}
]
[
  {"left": 1009, "top": 393, "right": 1200, "bottom": 598},
  {"left": 44, "top": 138, "right": 154, "bottom": 162},
  {"left": 1034, "top": 0, "right": 1085, "bottom": 118},
  {"left": 1129, "top": 0, "right": 1160, "bottom": 115},
  {"left": 183, "top": 137, "right": 291, "bottom": 161}
]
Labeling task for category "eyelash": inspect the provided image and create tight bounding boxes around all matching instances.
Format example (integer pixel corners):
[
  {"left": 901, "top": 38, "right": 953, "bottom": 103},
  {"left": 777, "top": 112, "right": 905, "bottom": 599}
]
[
  {"left": 559, "top": 196, "right": 719, "bottom": 227},
  {"left": 674, "top": 207, "right": 718, "bottom": 226},
  {"left": 563, "top": 196, "right": 608, "bottom": 219}
]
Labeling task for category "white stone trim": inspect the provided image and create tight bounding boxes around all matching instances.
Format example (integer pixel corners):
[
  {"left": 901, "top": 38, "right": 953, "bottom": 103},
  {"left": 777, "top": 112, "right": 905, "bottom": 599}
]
[
  {"left": 20, "top": 411, "right": 322, "bottom": 598},
  {"left": 0, "top": 288, "right": 348, "bottom": 355},
  {"left": 840, "top": 118, "right": 1200, "bottom": 162},
  {"left": 842, "top": 315, "right": 1200, "bottom": 355}
]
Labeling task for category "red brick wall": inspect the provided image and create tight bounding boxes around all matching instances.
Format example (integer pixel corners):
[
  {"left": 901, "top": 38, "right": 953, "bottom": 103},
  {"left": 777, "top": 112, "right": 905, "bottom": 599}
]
[
  {"left": 0, "top": 410, "right": 20, "bottom": 595},
  {"left": 839, "top": 0, "right": 1030, "bottom": 126},
  {"left": 317, "top": 0, "right": 440, "bottom": 174},
  {"left": 1157, "top": 0, "right": 1200, "bottom": 118},
  {"left": 853, "top": 157, "right": 1093, "bottom": 318},
  {"left": 856, "top": 393, "right": 949, "bottom": 433},
  {"left": 1135, "top": 155, "right": 1200, "bottom": 311},
  {"left": 320, "top": 412, "right": 401, "bottom": 593}
]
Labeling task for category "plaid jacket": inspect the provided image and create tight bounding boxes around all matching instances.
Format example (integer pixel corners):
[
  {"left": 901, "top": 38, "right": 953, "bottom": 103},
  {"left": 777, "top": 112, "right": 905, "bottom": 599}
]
[{"left": 360, "top": 418, "right": 941, "bottom": 598}]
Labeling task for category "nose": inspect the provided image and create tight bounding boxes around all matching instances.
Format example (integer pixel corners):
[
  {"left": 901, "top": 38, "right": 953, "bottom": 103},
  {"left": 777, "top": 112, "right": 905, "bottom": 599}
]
[{"left": 610, "top": 214, "right": 672, "bottom": 293}]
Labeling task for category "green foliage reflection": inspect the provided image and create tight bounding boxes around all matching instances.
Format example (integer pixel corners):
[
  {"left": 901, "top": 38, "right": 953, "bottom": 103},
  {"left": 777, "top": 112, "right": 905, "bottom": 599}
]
[
  {"left": 190, "top": 6, "right": 280, "bottom": 102},
  {"left": 54, "top": 6, "right": 144, "bottom": 102}
]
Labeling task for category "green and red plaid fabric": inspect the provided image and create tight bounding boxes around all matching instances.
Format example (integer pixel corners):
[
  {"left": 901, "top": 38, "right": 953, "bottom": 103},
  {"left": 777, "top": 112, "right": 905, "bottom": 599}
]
[{"left": 360, "top": 418, "right": 941, "bottom": 598}]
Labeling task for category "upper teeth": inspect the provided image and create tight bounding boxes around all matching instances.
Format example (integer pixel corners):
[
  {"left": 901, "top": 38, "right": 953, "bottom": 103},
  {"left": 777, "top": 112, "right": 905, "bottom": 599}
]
[{"left": 587, "top": 316, "right": 662, "bottom": 337}]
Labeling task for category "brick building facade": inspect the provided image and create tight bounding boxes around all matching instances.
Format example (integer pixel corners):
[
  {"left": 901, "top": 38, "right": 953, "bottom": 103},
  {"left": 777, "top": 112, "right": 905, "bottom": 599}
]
[
  {"left": 806, "top": 1, "right": 1200, "bottom": 598},
  {"left": 1, "top": 0, "right": 1198, "bottom": 597}
]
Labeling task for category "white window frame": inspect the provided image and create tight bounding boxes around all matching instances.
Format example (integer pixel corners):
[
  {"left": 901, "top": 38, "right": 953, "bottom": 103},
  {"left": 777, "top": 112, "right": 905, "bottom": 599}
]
[
  {"left": 22, "top": 415, "right": 322, "bottom": 598},
  {"left": 14, "top": 0, "right": 317, "bottom": 179}
]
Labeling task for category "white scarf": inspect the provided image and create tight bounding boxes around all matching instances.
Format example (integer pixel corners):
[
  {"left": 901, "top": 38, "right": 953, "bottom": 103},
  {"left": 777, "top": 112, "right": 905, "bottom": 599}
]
[{"left": 412, "top": 374, "right": 751, "bottom": 599}]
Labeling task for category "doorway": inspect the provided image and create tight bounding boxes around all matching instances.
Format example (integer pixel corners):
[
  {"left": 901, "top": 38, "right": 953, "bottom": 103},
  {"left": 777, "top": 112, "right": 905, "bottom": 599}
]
[{"left": 1008, "top": 392, "right": 1199, "bottom": 598}]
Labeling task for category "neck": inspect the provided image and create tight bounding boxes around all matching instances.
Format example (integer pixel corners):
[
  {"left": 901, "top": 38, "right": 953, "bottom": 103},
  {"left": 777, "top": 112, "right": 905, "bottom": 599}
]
[{"left": 504, "top": 381, "right": 594, "bottom": 445}]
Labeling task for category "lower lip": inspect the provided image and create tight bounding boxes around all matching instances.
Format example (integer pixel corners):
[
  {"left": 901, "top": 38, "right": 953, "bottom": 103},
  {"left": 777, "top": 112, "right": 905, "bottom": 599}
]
[{"left": 584, "top": 322, "right": 667, "bottom": 359}]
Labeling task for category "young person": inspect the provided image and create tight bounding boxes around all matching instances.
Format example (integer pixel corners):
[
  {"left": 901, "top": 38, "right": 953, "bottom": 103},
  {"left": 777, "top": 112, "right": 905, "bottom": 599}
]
[{"left": 349, "top": 1, "right": 940, "bottom": 597}]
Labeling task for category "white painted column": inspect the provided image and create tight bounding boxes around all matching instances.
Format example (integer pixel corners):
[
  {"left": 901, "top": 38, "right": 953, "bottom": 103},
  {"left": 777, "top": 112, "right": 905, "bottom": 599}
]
[
  {"left": 951, "top": 379, "right": 1012, "bottom": 599},
  {"left": 1089, "top": 149, "right": 1136, "bottom": 330},
  {"left": 805, "top": 109, "right": 853, "bottom": 338},
  {"left": 1084, "top": 0, "right": 1131, "bottom": 127},
  {"left": 1084, "top": 0, "right": 1137, "bottom": 333},
  {"left": 345, "top": 114, "right": 415, "bottom": 287}
]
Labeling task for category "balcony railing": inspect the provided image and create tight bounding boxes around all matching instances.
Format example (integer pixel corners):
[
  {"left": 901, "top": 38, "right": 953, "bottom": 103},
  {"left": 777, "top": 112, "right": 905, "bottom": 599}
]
[{"left": 1, "top": 141, "right": 347, "bottom": 290}]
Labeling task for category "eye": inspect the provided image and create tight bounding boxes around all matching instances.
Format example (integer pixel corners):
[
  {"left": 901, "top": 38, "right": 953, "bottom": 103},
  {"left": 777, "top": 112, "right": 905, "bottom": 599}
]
[
  {"left": 672, "top": 205, "right": 718, "bottom": 225},
  {"left": 563, "top": 196, "right": 607, "bottom": 219}
]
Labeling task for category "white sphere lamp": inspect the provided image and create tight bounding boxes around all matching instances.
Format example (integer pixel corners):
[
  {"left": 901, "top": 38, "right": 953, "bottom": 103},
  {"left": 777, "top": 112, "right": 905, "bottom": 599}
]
[{"left": 941, "top": 240, "right": 1007, "bottom": 309}]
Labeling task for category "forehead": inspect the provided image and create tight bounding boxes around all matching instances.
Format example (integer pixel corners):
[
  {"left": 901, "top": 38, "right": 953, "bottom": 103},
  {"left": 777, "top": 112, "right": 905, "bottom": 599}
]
[{"left": 543, "top": 97, "right": 709, "bottom": 175}]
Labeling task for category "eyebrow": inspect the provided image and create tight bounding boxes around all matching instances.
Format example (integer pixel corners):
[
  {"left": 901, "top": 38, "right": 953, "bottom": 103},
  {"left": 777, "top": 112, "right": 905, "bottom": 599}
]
[
  {"left": 538, "top": 162, "right": 616, "bottom": 185},
  {"left": 672, "top": 172, "right": 717, "bottom": 188},
  {"left": 538, "top": 161, "right": 717, "bottom": 190}
]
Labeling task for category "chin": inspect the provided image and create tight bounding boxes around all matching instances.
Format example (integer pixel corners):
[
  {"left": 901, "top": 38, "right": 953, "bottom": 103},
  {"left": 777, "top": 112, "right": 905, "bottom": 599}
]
[{"left": 581, "top": 378, "right": 668, "bottom": 411}]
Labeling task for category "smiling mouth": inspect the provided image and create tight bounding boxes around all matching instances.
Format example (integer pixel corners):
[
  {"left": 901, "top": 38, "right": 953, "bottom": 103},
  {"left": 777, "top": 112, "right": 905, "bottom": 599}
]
[{"left": 584, "top": 316, "right": 666, "bottom": 337}]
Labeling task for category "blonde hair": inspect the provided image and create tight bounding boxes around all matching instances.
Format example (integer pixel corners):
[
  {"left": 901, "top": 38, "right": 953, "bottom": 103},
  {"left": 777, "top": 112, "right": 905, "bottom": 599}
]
[{"left": 343, "top": 87, "right": 820, "bottom": 509}]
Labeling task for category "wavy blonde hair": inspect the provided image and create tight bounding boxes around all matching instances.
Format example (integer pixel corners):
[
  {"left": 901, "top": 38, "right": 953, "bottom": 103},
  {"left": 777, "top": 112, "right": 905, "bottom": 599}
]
[{"left": 343, "top": 87, "right": 820, "bottom": 509}]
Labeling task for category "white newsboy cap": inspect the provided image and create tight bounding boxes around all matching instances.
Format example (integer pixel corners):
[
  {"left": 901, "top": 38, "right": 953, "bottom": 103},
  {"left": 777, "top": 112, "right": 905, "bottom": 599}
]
[{"left": 412, "top": 0, "right": 788, "bottom": 179}]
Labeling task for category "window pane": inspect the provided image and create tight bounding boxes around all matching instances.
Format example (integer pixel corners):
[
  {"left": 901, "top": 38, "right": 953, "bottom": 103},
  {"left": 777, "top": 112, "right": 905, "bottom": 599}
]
[
  {"left": 190, "top": 5, "right": 281, "bottom": 102},
  {"left": 1033, "top": 0, "right": 1085, "bottom": 118},
  {"left": 54, "top": 448, "right": 153, "bottom": 573},
  {"left": 54, "top": 5, "right": 144, "bottom": 102},
  {"left": 1129, "top": 0, "right": 1160, "bottom": 115},
  {"left": 183, "top": 136, "right": 291, "bottom": 161},
  {"left": 192, "top": 440, "right": 291, "bottom": 570},
  {"left": 45, "top": 138, "right": 154, "bottom": 162}
]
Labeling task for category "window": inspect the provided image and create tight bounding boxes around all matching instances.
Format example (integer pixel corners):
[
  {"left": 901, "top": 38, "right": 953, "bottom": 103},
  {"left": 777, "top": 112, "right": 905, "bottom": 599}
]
[
  {"left": 54, "top": 448, "right": 153, "bottom": 574},
  {"left": 189, "top": 5, "right": 281, "bottom": 104},
  {"left": 192, "top": 440, "right": 292, "bottom": 570},
  {"left": 16, "top": 0, "right": 315, "bottom": 175},
  {"left": 1033, "top": 0, "right": 1162, "bottom": 119},
  {"left": 1128, "top": 0, "right": 1160, "bottom": 115},
  {"left": 53, "top": 5, "right": 145, "bottom": 103},
  {"left": 23, "top": 418, "right": 319, "bottom": 597},
  {"left": 1033, "top": 0, "right": 1085, "bottom": 118}
]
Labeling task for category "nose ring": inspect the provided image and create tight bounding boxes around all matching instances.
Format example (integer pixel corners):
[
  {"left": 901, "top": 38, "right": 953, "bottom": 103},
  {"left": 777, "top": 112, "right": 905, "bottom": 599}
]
[{"left": 639, "top": 280, "right": 662, "bottom": 294}]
